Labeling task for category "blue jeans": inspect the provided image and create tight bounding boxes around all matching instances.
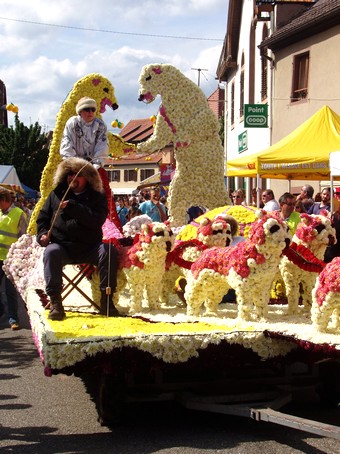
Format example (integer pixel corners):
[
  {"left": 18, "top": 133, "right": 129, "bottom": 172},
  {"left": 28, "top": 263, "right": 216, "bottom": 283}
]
[
  {"left": 43, "top": 242, "right": 118, "bottom": 296},
  {"left": 0, "top": 261, "right": 19, "bottom": 324}
]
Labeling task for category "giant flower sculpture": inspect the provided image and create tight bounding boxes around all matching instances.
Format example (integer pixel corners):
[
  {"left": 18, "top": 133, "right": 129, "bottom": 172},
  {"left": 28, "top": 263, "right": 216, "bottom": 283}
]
[
  {"left": 137, "top": 63, "right": 231, "bottom": 227},
  {"left": 185, "top": 211, "right": 291, "bottom": 320},
  {"left": 279, "top": 213, "right": 336, "bottom": 315},
  {"left": 28, "top": 73, "right": 135, "bottom": 235}
]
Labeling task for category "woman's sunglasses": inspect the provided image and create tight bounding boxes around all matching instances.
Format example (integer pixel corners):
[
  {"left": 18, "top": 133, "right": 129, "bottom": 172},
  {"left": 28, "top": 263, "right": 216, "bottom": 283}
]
[{"left": 83, "top": 107, "right": 96, "bottom": 113}]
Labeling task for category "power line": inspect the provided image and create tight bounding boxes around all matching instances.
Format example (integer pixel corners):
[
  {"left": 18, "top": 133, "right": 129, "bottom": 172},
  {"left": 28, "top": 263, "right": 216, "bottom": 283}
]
[{"left": 0, "top": 16, "right": 224, "bottom": 42}]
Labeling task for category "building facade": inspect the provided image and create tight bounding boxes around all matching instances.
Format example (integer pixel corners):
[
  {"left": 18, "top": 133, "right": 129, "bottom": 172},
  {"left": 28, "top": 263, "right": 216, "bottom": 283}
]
[{"left": 217, "top": 0, "right": 339, "bottom": 202}]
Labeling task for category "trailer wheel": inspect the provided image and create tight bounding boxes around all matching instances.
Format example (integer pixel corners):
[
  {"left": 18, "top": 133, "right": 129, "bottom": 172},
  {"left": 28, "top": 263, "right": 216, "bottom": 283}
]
[
  {"left": 316, "top": 361, "right": 340, "bottom": 408},
  {"left": 96, "top": 371, "right": 126, "bottom": 427}
]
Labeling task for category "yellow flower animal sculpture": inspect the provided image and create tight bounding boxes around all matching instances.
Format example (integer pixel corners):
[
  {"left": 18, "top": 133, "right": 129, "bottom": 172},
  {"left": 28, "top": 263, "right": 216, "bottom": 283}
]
[
  {"left": 28, "top": 73, "right": 135, "bottom": 234},
  {"left": 114, "top": 222, "right": 174, "bottom": 314},
  {"left": 279, "top": 213, "right": 336, "bottom": 315},
  {"left": 137, "top": 63, "right": 231, "bottom": 227},
  {"left": 185, "top": 211, "right": 292, "bottom": 320}
]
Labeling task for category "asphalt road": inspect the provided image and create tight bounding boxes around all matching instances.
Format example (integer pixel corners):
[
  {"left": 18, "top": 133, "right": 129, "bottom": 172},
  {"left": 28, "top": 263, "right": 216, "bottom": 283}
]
[{"left": 0, "top": 300, "right": 339, "bottom": 454}]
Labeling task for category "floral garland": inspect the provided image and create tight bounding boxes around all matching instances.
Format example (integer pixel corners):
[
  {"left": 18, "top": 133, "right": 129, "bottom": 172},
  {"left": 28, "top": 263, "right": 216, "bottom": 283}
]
[{"left": 283, "top": 241, "right": 326, "bottom": 273}]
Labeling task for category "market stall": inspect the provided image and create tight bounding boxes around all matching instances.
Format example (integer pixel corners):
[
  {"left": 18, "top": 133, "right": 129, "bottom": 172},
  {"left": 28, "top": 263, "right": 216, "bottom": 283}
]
[{"left": 227, "top": 105, "right": 340, "bottom": 181}]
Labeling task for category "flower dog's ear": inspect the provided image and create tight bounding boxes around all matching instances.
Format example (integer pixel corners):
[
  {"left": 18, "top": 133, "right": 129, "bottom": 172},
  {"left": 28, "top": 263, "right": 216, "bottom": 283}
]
[
  {"left": 199, "top": 217, "right": 210, "bottom": 227},
  {"left": 300, "top": 213, "right": 313, "bottom": 225},
  {"left": 152, "top": 66, "right": 162, "bottom": 74},
  {"left": 255, "top": 209, "right": 266, "bottom": 219}
]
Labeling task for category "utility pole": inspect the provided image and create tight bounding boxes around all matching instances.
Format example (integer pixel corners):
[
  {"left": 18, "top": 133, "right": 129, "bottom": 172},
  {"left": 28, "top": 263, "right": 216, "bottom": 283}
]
[{"left": 191, "top": 68, "right": 208, "bottom": 87}]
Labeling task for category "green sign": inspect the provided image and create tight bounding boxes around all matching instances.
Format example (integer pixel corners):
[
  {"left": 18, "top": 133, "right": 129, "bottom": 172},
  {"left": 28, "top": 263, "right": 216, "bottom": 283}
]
[
  {"left": 238, "top": 131, "right": 248, "bottom": 153},
  {"left": 244, "top": 104, "right": 268, "bottom": 128}
]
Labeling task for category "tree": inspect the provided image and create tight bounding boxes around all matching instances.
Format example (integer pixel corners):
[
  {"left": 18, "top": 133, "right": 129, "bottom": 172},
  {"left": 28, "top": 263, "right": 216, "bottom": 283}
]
[{"left": 0, "top": 115, "right": 49, "bottom": 190}]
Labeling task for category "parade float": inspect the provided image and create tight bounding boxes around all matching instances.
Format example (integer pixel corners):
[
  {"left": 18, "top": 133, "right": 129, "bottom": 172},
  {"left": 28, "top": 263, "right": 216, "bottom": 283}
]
[{"left": 3, "top": 67, "right": 339, "bottom": 436}]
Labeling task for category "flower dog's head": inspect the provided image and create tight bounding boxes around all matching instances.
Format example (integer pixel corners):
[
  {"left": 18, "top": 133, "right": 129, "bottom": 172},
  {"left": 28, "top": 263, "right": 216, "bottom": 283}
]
[
  {"left": 249, "top": 210, "right": 291, "bottom": 252},
  {"left": 197, "top": 216, "right": 232, "bottom": 247},
  {"left": 140, "top": 222, "right": 174, "bottom": 252},
  {"left": 295, "top": 213, "right": 336, "bottom": 247}
]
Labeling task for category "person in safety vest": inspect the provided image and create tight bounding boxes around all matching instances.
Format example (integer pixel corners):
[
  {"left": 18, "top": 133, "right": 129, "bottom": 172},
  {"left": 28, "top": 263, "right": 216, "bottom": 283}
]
[{"left": 0, "top": 187, "right": 28, "bottom": 330}]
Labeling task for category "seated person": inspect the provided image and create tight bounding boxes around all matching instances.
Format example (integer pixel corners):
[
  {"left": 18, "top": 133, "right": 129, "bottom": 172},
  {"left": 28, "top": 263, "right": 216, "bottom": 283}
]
[{"left": 36, "top": 157, "right": 119, "bottom": 320}]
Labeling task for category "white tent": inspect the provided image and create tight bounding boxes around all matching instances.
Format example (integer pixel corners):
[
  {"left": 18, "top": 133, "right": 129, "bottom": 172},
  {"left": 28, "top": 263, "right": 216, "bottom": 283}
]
[{"left": 0, "top": 165, "right": 24, "bottom": 193}]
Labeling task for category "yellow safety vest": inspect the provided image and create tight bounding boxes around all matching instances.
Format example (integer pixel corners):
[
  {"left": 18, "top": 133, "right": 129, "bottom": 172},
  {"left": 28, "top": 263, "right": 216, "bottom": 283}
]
[{"left": 0, "top": 207, "right": 23, "bottom": 260}]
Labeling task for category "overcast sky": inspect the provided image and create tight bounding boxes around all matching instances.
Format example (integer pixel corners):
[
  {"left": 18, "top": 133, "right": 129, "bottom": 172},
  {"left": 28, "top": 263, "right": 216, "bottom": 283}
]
[{"left": 0, "top": 0, "right": 229, "bottom": 133}]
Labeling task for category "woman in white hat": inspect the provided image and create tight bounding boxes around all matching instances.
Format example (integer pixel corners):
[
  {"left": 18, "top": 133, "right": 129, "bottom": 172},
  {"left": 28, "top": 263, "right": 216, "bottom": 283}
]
[{"left": 60, "top": 96, "right": 108, "bottom": 168}]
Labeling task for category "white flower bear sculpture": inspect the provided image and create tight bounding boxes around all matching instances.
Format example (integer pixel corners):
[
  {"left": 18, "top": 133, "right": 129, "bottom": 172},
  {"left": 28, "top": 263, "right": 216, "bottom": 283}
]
[
  {"left": 279, "top": 213, "right": 336, "bottom": 315},
  {"left": 137, "top": 63, "right": 231, "bottom": 227},
  {"left": 114, "top": 222, "right": 174, "bottom": 314},
  {"left": 311, "top": 256, "right": 340, "bottom": 332},
  {"left": 185, "top": 211, "right": 291, "bottom": 320}
]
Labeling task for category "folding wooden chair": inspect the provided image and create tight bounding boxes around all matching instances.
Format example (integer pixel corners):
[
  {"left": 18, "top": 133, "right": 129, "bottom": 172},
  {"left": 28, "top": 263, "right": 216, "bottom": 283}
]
[{"left": 61, "top": 264, "right": 101, "bottom": 311}]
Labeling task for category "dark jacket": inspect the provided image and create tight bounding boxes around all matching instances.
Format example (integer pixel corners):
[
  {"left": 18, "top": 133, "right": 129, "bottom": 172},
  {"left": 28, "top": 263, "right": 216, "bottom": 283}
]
[{"left": 36, "top": 157, "right": 108, "bottom": 254}]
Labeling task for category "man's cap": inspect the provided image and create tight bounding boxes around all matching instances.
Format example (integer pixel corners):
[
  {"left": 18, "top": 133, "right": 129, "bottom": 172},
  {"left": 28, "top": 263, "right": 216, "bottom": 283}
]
[{"left": 76, "top": 97, "right": 97, "bottom": 114}]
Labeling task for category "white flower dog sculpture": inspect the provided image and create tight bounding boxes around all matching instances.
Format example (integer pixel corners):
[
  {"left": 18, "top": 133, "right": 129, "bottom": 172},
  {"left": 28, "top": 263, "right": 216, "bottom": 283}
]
[
  {"left": 115, "top": 222, "right": 174, "bottom": 314},
  {"left": 311, "top": 256, "right": 340, "bottom": 332},
  {"left": 279, "top": 213, "right": 336, "bottom": 315},
  {"left": 161, "top": 216, "right": 232, "bottom": 305},
  {"left": 137, "top": 63, "right": 231, "bottom": 227},
  {"left": 185, "top": 211, "right": 291, "bottom": 320}
]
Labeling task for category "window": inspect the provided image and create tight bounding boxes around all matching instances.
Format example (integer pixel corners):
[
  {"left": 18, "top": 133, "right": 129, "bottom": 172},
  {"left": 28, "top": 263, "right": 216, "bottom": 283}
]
[
  {"left": 291, "top": 52, "right": 309, "bottom": 102},
  {"left": 110, "top": 170, "right": 120, "bottom": 182},
  {"left": 240, "top": 53, "right": 245, "bottom": 118},
  {"left": 124, "top": 169, "right": 137, "bottom": 182},
  {"left": 140, "top": 169, "right": 155, "bottom": 181},
  {"left": 261, "top": 25, "right": 269, "bottom": 101},
  {"left": 230, "top": 81, "right": 235, "bottom": 126}
]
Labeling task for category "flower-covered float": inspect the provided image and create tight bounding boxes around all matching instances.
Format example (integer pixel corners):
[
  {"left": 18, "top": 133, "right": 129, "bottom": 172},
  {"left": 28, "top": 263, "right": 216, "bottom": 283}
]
[{"left": 3, "top": 68, "right": 339, "bottom": 428}]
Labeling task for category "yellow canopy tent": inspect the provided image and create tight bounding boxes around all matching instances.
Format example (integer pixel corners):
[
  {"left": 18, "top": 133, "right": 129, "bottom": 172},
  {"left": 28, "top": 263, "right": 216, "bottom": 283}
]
[{"left": 227, "top": 105, "right": 340, "bottom": 181}]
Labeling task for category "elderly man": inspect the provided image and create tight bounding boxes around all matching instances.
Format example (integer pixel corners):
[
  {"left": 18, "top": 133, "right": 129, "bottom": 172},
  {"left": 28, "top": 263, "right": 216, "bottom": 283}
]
[
  {"left": 278, "top": 192, "right": 301, "bottom": 235},
  {"left": 60, "top": 96, "right": 108, "bottom": 167},
  {"left": 261, "top": 189, "right": 280, "bottom": 212},
  {"left": 36, "top": 157, "right": 119, "bottom": 320}
]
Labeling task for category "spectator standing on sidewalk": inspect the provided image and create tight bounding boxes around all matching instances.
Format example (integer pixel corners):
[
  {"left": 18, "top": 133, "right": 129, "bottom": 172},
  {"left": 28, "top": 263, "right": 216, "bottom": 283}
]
[{"left": 0, "top": 187, "right": 28, "bottom": 330}]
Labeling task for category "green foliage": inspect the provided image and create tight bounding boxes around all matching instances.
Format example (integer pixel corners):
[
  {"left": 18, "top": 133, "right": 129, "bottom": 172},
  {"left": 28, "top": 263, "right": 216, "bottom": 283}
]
[{"left": 0, "top": 115, "right": 49, "bottom": 190}]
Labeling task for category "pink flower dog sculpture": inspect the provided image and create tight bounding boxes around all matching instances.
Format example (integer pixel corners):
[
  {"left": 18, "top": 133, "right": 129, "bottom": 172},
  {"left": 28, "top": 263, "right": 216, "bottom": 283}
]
[
  {"left": 185, "top": 211, "right": 291, "bottom": 320},
  {"left": 279, "top": 213, "right": 336, "bottom": 315},
  {"left": 311, "top": 257, "right": 340, "bottom": 332}
]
